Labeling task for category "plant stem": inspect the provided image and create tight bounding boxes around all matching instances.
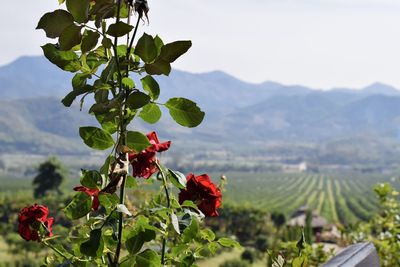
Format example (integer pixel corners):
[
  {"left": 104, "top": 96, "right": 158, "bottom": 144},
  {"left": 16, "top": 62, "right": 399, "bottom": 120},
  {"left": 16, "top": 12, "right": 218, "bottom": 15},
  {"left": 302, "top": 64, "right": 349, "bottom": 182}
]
[
  {"left": 43, "top": 241, "right": 69, "bottom": 261},
  {"left": 111, "top": 1, "right": 127, "bottom": 266},
  {"left": 113, "top": 0, "right": 123, "bottom": 92},
  {"left": 154, "top": 161, "right": 170, "bottom": 265},
  {"left": 125, "top": 16, "right": 141, "bottom": 76},
  {"left": 113, "top": 174, "right": 127, "bottom": 264}
]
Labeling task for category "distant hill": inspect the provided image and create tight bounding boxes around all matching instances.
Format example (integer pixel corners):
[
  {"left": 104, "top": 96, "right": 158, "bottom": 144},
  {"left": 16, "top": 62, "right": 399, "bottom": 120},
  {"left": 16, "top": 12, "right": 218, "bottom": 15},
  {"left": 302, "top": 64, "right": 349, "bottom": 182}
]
[{"left": 1, "top": 56, "right": 400, "bottom": 164}]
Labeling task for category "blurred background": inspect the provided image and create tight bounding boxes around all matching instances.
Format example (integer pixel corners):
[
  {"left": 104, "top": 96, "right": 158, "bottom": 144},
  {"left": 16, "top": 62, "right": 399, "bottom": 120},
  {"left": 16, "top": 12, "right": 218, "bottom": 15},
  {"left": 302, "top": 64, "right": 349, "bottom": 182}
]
[{"left": 1, "top": 0, "right": 400, "bottom": 266}]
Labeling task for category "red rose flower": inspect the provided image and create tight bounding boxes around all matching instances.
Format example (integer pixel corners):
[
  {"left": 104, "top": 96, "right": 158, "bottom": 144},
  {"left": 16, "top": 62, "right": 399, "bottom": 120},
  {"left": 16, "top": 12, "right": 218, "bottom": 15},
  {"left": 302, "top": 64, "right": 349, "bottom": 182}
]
[
  {"left": 179, "top": 173, "right": 222, "bottom": 217},
  {"left": 18, "top": 204, "right": 54, "bottom": 241},
  {"left": 128, "top": 131, "right": 171, "bottom": 178},
  {"left": 73, "top": 186, "right": 100, "bottom": 210}
]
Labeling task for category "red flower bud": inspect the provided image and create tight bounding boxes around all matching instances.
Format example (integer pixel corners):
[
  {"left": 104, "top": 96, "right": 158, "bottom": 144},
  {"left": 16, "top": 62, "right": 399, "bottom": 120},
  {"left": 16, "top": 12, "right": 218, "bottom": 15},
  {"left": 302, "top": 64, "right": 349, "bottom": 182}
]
[{"left": 18, "top": 204, "right": 54, "bottom": 242}]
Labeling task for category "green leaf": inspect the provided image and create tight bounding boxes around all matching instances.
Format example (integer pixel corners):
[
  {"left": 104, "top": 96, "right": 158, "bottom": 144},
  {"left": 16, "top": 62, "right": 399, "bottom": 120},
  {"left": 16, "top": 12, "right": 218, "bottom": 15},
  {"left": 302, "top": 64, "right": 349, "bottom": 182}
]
[
  {"left": 139, "top": 104, "right": 161, "bottom": 124},
  {"left": 107, "top": 21, "right": 133, "bottom": 37},
  {"left": 292, "top": 256, "right": 308, "bottom": 267},
  {"left": 135, "top": 249, "right": 160, "bottom": 267},
  {"left": 154, "top": 35, "right": 164, "bottom": 55},
  {"left": 126, "top": 131, "right": 151, "bottom": 152},
  {"left": 59, "top": 24, "right": 82, "bottom": 51},
  {"left": 125, "top": 177, "right": 138, "bottom": 189},
  {"left": 182, "top": 219, "right": 199, "bottom": 243},
  {"left": 141, "top": 75, "right": 160, "bottom": 100},
  {"left": 144, "top": 59, "right": 171, "bottom": 76},
  {"left": 127, "top": 92, "right": 151, "bottom": 109},
  {"left": 135, "top": 33, "right": 158, "bottom": 63},
  {"left": 81, "top": 170, "right": 102, "bottom": 189},
  {"left": 79, "top": 126, "right": 114, "bottom": 150},
  {"left": 160, "top": 41, "right": 192, "bottom": 63},
  {"left": 81, "top": 30, "right": 100, "bottom": 53},
  {"left": 122, "top": 77, "right": 135, "bottom": 90},
  {"left": 217, "top": 238, "right": 240, "bottom": 248},
  {"left": 62, "top": 85, "right": 93, "bottom": 107},
  {"left": 41, "top": 43, "right": 80, "bottom": 72},
  {"left": 100, "top": 155, "right": 114, "bottom": 176},
  {"left": 98, "top": 193, "right": 119, "bottom": 213},
  {"left": 126, "top": 230, "right": 156, "bottom": 255},
  {"left": 72, "top": 73, "right": 88, "bottom": 90},
  {"left": 296, "top": 230, "right": 306, "bottom": 252},
  {"left": 96, "top": 114, "right": 118, "bottom": 134},
  {"left": 80, "top": 229, "right": 104, "bottom": 257},
  {"left": 165, "top": 98, "right": 205, "bottom": 127},
  {"left": 200, "top": 229, "right": 216, "bottom": 242},
  {"left": 36, "top": 10, "right": 74, "bottom": 38},
  {"left": 66, "top": 0, "right": 90, "bottom": 23},
  {"left": 171, "top": 213, "right": 181, "bottom": 234},
  {"left": 64, "top": 192, "right": 92, "bottom": 220},
  {"left": 168, "top": 169, "right": 187, "bottom": 189},
  {"left": 102, "top": 37, "right": 113, "bottom": 49}
]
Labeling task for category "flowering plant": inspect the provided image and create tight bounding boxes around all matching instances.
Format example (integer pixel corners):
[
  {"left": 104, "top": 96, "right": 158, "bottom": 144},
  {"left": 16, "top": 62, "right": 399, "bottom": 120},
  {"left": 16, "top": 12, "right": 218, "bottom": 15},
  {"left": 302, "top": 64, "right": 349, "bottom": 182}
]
[{"left": 17, "top": 0, "right": 238, "bottom": 266}]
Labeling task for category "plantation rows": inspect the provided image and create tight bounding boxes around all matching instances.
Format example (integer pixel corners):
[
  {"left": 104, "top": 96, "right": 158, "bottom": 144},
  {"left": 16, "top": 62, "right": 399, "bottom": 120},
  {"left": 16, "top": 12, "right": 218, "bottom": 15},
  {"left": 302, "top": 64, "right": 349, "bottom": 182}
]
[{"left": 223, "top": 172, "right": 399, "bottom": 224}]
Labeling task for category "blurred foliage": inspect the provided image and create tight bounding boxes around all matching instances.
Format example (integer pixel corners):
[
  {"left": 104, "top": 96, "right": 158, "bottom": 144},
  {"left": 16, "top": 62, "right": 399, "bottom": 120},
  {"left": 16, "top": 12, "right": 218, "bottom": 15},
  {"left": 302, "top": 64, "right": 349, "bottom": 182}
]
[{"left": 349, "top": 183, "right": 400, "bottom": 267}]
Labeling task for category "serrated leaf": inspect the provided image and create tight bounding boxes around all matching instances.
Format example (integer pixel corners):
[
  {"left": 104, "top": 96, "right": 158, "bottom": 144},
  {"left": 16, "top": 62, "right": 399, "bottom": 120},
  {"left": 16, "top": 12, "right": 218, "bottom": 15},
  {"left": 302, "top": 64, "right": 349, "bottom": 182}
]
[
  {"left": 141, "top": 75, "right": 160, "bottom": 100},
  {"left": 144, "top": 59, "right": 171, "bottom": 76},
  {"left": 79, "top": 126, "right": 114, "bottom": 150},
  {"left": 165, "top": 97, "right": 205, "bottom": 127},
  {"left": 127, "top": 92, "right": 151, "bottom": 109},
  {"left": 107, "top": 21, "right": 133, "bottom": 37},
  {"left": 139, "top": 104, "right": 161, "bottom": 124},
  {"left": 160, "top": 41, "right": 192, "bottom": 63},
  {"left": 126, "top": 131, "right": 151, "bottom": 152},
  {"left": 81, "top": 30, "right": 100, "bottom": 53},
  {"left": 42, "top": 43, "right": 80, "bottom": 72},
  {"left": 168, "top": 169, "right": 186, "bottom": 189},
  {"left": 80, "top": 229, "right": 104, "bottom": 257},
  {"left": 66, "top": 0, "right": 90, "bottom": 23},
  {"left": 135, "top": 33, "right": 157, "bottom": 63},
  {"left": 64, "top": 192, "right": 92, "bottom": 220},
  {"left": 36, "top": 10, "right": 74, "bottom": 38}
]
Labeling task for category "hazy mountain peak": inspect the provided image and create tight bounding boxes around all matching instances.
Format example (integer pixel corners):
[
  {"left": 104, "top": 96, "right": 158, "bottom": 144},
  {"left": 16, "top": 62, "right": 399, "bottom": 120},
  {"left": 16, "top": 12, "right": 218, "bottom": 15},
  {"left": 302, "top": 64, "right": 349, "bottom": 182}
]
[{"left": 362, "top": 82, "right": 400, "bottom": 95}]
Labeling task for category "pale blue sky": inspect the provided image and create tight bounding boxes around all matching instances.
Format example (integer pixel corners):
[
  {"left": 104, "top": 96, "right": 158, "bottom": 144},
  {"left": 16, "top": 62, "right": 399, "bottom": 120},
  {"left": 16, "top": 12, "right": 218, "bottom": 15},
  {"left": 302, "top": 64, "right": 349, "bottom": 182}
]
[{"left": 2, "top": 0, "right": 400, "bottom": 89}]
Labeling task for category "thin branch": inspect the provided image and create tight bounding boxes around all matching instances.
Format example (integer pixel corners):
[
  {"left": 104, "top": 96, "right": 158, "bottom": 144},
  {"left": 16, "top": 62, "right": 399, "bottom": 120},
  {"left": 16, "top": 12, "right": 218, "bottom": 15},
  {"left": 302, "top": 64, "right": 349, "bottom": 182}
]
[{"left": 154, "top": 161, "right": 171, "bottom": 265}]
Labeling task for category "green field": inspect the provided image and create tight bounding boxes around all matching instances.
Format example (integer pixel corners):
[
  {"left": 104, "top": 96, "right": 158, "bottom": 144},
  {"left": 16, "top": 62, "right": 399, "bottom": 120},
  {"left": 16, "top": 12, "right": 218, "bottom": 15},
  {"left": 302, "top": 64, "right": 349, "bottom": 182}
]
[
  {"left": 1, "top": 171, "right": 398, "bottom": 226},
  {"left": 220, "top": 172, "right": 399, "bottom": 224}
]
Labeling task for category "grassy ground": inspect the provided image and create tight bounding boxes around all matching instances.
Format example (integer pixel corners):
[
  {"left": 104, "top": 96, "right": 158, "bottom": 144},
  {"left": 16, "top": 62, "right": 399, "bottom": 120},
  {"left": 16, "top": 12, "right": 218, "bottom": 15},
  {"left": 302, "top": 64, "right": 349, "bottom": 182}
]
[
  {"left": 197, "top": 249, "right": 266, "bottom": 267},
  {"left": 0, "top": 237, "right": 14, "bottom": 265}
]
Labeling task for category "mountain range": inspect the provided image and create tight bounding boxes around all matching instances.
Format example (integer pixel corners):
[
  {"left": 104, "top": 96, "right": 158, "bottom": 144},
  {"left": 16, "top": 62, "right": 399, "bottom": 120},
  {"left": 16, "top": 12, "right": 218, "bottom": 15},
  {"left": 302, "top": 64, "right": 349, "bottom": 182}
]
[{"left": 1, "top": 56, "right": 400, "bottom": 165}]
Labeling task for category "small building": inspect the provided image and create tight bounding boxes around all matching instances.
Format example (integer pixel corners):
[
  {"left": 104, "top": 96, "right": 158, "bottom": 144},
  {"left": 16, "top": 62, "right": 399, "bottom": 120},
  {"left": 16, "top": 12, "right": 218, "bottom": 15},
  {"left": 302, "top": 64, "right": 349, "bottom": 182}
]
[{"left": 287, "top": 206, "right": 328, "bottom": 234}]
